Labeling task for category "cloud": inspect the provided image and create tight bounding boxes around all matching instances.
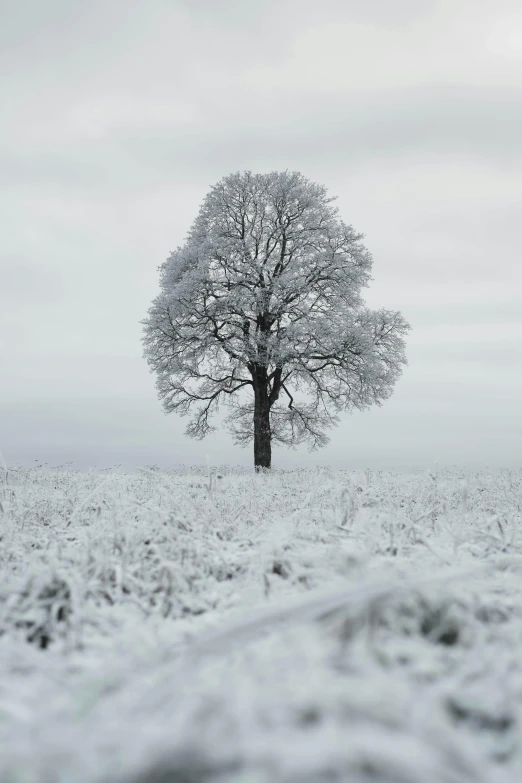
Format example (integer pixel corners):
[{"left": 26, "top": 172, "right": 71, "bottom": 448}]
[
  {"left": 2, "top": 84, "right": 521, "bottom": 202},
  {"left": 1, "top": 0, "right": 520, "bottom": 469}
]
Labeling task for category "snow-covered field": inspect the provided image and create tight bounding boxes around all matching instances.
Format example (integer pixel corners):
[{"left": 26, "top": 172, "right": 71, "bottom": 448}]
[{"left": 1, "top": 463, "right": 521, "bottom": 783}]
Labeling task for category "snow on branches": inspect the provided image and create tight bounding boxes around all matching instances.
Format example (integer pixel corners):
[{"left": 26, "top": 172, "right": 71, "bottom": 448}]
[{"left": 142, "top": 171, "right": 410, "bottom": 468}]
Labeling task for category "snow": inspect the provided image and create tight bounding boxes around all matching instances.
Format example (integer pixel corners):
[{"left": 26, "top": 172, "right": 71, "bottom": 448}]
[
  {"left": 0, "top": 464, "right": 521, "bottom": 782},
  {"left": 142, "top": 171, "right": 409, "bottom": 453}
]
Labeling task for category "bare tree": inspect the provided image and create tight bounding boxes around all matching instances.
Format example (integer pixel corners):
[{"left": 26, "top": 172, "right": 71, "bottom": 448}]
[{"left": 142, "top": 171, "right": 409, "bottom": 470}]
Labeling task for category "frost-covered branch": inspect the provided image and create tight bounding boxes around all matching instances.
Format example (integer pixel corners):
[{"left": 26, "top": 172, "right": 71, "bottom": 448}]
[{"left": 142, "top": 171, "right": 410, "bottom": 467}]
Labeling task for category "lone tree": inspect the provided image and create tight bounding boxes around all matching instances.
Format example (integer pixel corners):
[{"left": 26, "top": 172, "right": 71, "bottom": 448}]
[{"left": 142, "top": 171, "right": 409, "bottom": 470}]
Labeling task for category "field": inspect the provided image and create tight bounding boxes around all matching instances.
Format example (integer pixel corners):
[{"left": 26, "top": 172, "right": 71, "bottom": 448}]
[{"left": 0, "top": 463, "right": 521, "bottom": 783}]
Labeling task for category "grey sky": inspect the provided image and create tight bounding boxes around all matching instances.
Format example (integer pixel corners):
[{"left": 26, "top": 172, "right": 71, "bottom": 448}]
[{"left": 1, "top": 0, "right": 521, "bottom": 471}]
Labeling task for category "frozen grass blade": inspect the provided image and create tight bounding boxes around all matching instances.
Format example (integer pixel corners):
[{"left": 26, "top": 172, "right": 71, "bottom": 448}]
[{"left": 0, "top": 465, "right": 521, "bottom": 783}]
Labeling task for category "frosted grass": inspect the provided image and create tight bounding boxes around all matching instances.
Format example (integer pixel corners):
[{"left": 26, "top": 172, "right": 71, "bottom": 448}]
[{"left": 0, "top": 464, "right": 521, "bottom": 782}]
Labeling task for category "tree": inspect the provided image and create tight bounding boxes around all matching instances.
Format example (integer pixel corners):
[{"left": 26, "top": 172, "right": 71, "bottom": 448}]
[{"left": 142, "top": 171, "right": 409, "bottom": 470}]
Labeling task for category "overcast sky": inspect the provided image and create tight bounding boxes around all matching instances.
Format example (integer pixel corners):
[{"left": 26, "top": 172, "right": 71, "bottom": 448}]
[{"left": 1, "top": 0, "right": 521, "bottom": 472}]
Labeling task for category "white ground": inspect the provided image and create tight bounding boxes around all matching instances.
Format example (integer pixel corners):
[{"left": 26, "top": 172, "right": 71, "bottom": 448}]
[{"left": 0, "top": 463, "right": 521, "bottom": 782}]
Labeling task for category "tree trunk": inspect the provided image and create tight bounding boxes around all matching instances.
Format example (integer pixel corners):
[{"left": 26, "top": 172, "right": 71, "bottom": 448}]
[
  {"left": 254, "top": 403, "right": 271, "bottom": 470},
  {"left": 253, "top": 367, "right": 272, "bottom": 471}
]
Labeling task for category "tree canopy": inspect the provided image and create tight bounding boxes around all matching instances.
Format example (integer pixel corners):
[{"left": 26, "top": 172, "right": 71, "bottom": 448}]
[{"left": 142, "top": 171, "right": 409, "bottom": 469}]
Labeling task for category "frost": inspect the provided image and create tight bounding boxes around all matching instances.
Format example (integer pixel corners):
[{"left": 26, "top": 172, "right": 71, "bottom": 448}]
[
  {"left": 0, "top": 464, "right": 521, "bottom": 781},
  {"left": 142, "top": 171, "right": 409, "bottom": 468}
]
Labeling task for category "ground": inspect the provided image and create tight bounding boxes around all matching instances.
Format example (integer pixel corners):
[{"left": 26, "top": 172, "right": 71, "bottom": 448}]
[{"left": 0, "top": 463, "right": 521, "bottom": 782}]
